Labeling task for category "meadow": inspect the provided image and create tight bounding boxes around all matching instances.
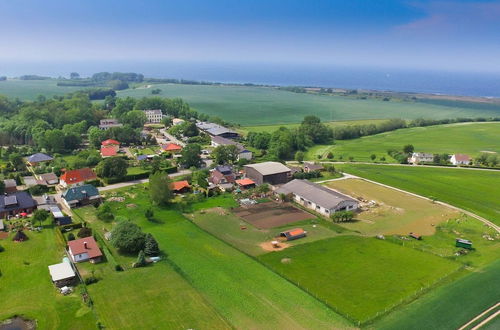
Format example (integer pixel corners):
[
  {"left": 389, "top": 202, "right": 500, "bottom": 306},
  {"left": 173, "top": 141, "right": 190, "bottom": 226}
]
[
  {"left": 241, "top": 119, "right": 389, "bottom": 134},
  {"left": 306, "top": 122, "right": 500, "bottom": 161},
  {"left": 0, "top": 227, "right": 96, "bottom": 329},
  {"left": 117, "top": 84, "right": 500, "bottom": 125},
  {"left": 336, "top": 164, "right": 500, "bottom": 225},
  {"left": 74, "top": 186, "right": 351, "bottom": 329},
  {"left": 258, "top": 236, "right": 462, "bottom": 324},
  {"left": 0, "top": 79, "right": 81, "bottom": 100},
  {"left": 374, "top": 259, "right": 500, "bottom": 330},
  {"left": 325, "top": 178, "right": 460, "bottom": 235}
]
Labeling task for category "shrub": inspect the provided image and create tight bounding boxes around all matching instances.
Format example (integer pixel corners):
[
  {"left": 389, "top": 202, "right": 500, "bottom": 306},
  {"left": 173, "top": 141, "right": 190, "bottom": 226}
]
[
  {"left": 134, "top": 250, "right": 147, "bottom": 268},
  {"left": 77, "top": 227, "right": 92, "bottom": 238},
  {"left": 84, "top": 276, "right": 99, "bottom": 285},
  {"left": 111, "top": 221, "right": 146, "bottom": 253},
  {"left": 0, "top": 244, "right": 4, "bottom": 252},
  {"left": 144, "top": 234, "right": 160, "bottom": 256},
  {"left": 68, "top": 233, "right": 76, "bottom": 241}
]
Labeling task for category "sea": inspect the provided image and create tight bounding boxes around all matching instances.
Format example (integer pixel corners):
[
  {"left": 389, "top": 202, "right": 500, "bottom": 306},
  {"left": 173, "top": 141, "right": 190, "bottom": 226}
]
[{"left": 1, "top": 60, "right": 500, "bottom": 98}]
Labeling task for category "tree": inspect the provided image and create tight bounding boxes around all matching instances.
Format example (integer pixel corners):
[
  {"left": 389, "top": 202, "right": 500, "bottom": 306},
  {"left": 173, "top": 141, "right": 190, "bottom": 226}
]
[
  {"left": 180, "top": 143, "right": 202, "bottom": 168},
  {"left": 134, "top": 250, "right": 147, "bottom": 267},
  {"left": 144, "top": 233, "right": 160, "bottom": 256},
  {"left": 68, "top": 233, "right": 75, "bottom": 241},
  {"left": 182, "top": 121, "right": 199, "bottom": 137},
  {"left": 151, "top": 88, "right": 162, "bottom": 95},
  {"left": 111, "top": 221, "right": 146, "bottom": 253},
  {"left": 370, "top": 154, "right": 376, "bottom": 161},
  {"left": 192, "top": 169, "right": 209, "bottom": 189},
  {"left": 70, "top": 72, "right": 80, "bottom": 79},
  {"left": 33, "top": 209, "right": 49, "bottom": 226},
  {"left": 403, "top": 144, "right": 414, "bottom": 154},
  {"left": 97, "top": 203, "right": 114, "bottom": 222},
  {"left": 77, "top": 227, "right": 92, "bottom": 238},
  {"left": 294, "top": 151, "right": 304, "bottom": 163},
  {"left": 121, "top": 110, "right": 147, "bottom": 129},
  {"left": 149, "top": 171, "right": 173, "bottom": 206},
  {"left": 0, "top": 180, "right": 4, "bottom": 194},
  {"left": 95, "top": 157, "right": 128, "bottom": 179},
  {"left": 326, "top": 152, "right": 334, "bottom": 159}
]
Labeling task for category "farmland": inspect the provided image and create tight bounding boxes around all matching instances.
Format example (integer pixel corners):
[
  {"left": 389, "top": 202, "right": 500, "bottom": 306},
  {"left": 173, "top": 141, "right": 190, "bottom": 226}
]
[
  {"left": 74, "top": 186, "right": 351, "bottom": 329},
  {"left": 336, "top": 164, "right": 500, "bottom": 225},
  {"left": 0, "top": 79, "right": 81, "bottom": 100},
  {"left": 258, "top": 236, "right": 462, "bottom": 324},
  {"left": 324, "top": 178, "right": 460, "bottom": 235},
  {"left": 0, "top": 227, "right": 96, "bottom": 329},
  {"left": 306, "top": 122, "right": 500, "bottom": 161}
]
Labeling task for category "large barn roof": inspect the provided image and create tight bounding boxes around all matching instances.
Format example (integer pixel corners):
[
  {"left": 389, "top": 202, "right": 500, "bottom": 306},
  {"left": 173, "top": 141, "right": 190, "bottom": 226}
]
[{"left": 244, "top": 162, "right": 291, "bottom": 176}]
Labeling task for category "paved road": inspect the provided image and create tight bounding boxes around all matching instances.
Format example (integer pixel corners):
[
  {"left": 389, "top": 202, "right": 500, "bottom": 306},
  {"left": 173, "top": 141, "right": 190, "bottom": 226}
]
[
  {"left": 160, "top": 128, "right": 186, "bottom": 147},
  {"left": 98, "top": 169, "right": 191, "bottom": 192}
]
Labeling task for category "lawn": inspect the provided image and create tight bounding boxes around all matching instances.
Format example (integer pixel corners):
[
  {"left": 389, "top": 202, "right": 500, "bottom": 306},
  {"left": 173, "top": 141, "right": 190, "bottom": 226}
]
[
  {"left": 374, "top": 259, "right": 500, "bottom": 330},
  {"left": 189, "top": 208, "right": 340, "bottom": 256},
  {"left": 75, "top": 186, "right": 351, "bottom": 328},
  {"left": 258, "top": 236, "right": 462, "bottom": 324},
  {"left": 336, "top": 164, "right": 500, "bottom": 225},
  {"left": 306, "top": 122, "right": 500, "bottom": 161},
  {"left": 324, "top": 178, "right": 460, "bottom": 236},
  {"left": 118, "top": 84, "right": 500, "bottom": 125},
  {"left": 0, "top": 227, "right": 96, "bottom": 329}
]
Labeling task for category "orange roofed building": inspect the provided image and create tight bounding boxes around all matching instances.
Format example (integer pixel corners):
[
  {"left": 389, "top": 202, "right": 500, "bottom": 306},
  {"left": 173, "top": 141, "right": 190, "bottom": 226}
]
[
  {"left": 171, "top": 180, "right": 191, "bottom": 193},
  {"left": 162, "top": 143, "right": 183, "bottom": 153},
  {"left": 60, "top": 168, "right": 97, "bottom": 188},
  {"left": 235, "top": 178, "right": 256, "bottom": 190},
  {"left": 100, "top": 146, "right": 118, "bottom": 157}
]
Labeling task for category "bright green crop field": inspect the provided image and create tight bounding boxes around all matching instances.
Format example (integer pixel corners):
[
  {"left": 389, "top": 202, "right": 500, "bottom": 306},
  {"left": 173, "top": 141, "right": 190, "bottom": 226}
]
[
  {"left": 0, "top": 79, "right": 82, "bottom": 100},
  {"left": 258, "top": 236, "right": 462, "bottom": 324},
  {"left": 306, "top": 122, "right": 500, "bottom": 161},
  {"left": 117, "top": 84, "right": 500, "bottom": 125},
  {"left": 337, "top": 164, "right": 500, "bottom": 225}
]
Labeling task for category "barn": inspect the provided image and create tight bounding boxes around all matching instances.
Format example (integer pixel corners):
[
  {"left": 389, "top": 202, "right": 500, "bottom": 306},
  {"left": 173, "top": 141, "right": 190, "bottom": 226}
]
[{"left": 244, "top": 162, "right": 292, "bottom": 185}]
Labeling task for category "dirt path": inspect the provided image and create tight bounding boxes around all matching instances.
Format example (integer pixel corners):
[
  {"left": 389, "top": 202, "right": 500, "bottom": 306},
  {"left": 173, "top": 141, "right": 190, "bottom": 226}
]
[{"left": 458, "top": 302, "right": 500, "bottom": 330}]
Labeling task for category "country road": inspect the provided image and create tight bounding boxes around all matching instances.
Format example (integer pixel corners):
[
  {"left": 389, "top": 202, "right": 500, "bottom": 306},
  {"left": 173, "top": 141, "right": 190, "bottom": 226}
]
[{"left": 98, "top": 169, "right": 191, "bottom": 192}]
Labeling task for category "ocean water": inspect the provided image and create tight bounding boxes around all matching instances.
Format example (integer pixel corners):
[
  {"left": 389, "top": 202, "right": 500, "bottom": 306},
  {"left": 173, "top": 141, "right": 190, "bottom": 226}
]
[{"left": 1, "top": 60, "right": 500, "bottom": 97}]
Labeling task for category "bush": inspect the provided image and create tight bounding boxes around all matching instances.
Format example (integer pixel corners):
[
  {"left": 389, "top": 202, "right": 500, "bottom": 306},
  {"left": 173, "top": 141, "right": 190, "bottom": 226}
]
[
  {"left": 84, "top": 276, "right": 99, "bottom": 285},
  {"left": 115, "top": 264, "right": 124, "bottom": 272},
  {"left": 77, "top": 227, "right": 92, "bottom": 238},
  {"left": 97, "top": 203, "right": 114, "bottom": 222},
  {"left": 0, "top": 244, "right": 4, "bottom": 252},
  {"left": 110, "top": 221, "right": 146, "bottom": 253},
  {"left": 133, "top": 250, "right": 147, "bottom": 268},
  {"left": 68, "top": 233, "right": 76, "bottom": 241}
]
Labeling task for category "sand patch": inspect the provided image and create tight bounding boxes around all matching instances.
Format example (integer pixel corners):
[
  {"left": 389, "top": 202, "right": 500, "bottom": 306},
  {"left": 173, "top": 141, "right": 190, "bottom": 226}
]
[{"left": 260, "top": 241, "right": 290, "bottom": 252}]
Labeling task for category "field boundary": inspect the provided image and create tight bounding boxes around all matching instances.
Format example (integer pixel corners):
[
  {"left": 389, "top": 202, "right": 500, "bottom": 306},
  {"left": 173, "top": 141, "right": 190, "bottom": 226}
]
[{"left": 459, "top": 303, "right": 500, "bottom": 330}]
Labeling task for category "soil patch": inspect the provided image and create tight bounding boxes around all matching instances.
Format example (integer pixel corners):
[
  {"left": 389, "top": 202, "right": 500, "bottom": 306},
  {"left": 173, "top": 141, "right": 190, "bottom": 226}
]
[
  {"left": 0, "top": 317, "right": 36, "bottom": 330},
  {"left": 260, "top": 241, "right": 290, "bottom": 252},
  {"left": 0, "top": 232, "right": 9, "bottom": 240},
  {"left": 233, "top": 202, "right": 314, "bottom": 229}
]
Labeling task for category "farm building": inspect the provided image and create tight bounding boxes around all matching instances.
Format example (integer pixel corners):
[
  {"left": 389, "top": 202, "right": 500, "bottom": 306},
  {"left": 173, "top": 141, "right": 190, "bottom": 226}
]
[
  {"left": 59, "top": 168, "right": 97, "bottom": 188},
  {"left": 244, "top": 162, "right": 292, "bottom": 185},
  {"left": 3, "top": 179, "right": 17, "bottom": 193},
  {"left": 22, "top": 176, "right": 44, "bottom": 187},
  {"left": 33, "top": 194, "right": 57, "bottom": 211},
  {"left": 210, "top": 169, "right": 236, "bottom": 185},
  {"left": 48, "top": 261, "right": 76, "bottom": 287},
  {"left": 27, "top": 153, "right": 53, "bottom": 166},
  {"left": 61, "top": 184, "right": 101, "bottom": 209},
  {"left": 50, "top": 206, "right": 72, "bottom": 225},
  {"left": 68, "top": 237, "right": 103, "bottom": 263},
  {"left": 450, "top": 154, "right": 471, "bottom": 165},
  {"left": 162, "top": 143, "right": 183, "bottom": 153},
  {"left": 0, "top": 191, "right": 37, "bottom": 218},
  {"left": 196, "top": 122, "right": 239, "bottom": 139},
  {"left": 235, "top": 178, "right": 256, "bottom": 190},
  {"left": 99, "top": 118, "right": 122, "bottom": 130},
  {"left": 172, "top": 118, "right": 185, "bottom": 125},
  {"left": 304, "top": 162, "right": 324, "bottom": 173},
  {"left": 171, "top": 180, "right": 191, "bottom": 194},
  {"left": 275, "top": 179, "right": 359, "bottom": 216},
  {"left": 280, "top": 228, "right": 306, "bottom": 241},
  {"left": 211, "top": 136, "right": 253, "bottom": 160},
  {"left": 143, "top": 109, "right": 163, "bottom": 124},
  {"left": 409, "top": 152, "right": 433, "bottom": 164}
]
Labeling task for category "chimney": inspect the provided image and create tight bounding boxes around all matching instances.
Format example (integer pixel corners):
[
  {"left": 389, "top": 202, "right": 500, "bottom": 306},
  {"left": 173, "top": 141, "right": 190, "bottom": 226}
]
[{"left": 84, "top": 241, "right": 88, "bottom": 249}]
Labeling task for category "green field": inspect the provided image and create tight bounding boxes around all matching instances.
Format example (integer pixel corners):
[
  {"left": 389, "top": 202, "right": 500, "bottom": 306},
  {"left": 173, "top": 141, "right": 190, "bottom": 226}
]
[
  {"left": 374, "top": 259, "right": 500, "bottom": 330},
  {"left": 306, "top": 122, "right": 500, "bottom": 161},
  {"left": 241, "top": 119, "right": 390, "bottom": 134},
  {"left": 258, "top": 236, "right": 462, "bottom": 324},
  {"left": 75, "top": 186, "right": 351, "bottom": 329},
  {"left": 336, "top": 164, "right": 500, "bottom": 225},
  {"left": 0, "top": 228, "right": 96, "bottom": 329},
  {"left": 117, "top": 84, "right": 500, "bottom": 125},
  {"left": 0, "top": 79, "right": 82, "bottom": 100}
]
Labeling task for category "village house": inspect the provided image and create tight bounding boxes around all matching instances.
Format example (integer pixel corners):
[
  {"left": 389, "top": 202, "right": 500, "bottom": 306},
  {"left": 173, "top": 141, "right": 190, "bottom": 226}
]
[
  {"left": 33, "top": 194, "right": 57, "bottom": 211},
  {"left": 68, "top": 237, "right": 103, "bottom": 263},
  {"left": 3, "top": 179, "right": 17, "bottom": 193},
  {"left": 99, "top": 118, "right": 122, "bottom": 130},
  {"left": 408, "top": 152, "right": 434, "bottom": 164},
  {"left": 61, "top": 184, "right": 101, "bottom": 209},
  {"left": 26, "top": 153, "right": 53, "bottom": 166},
  {"left": 48, "top": 261, "right": 76, "bottom": 287},
  {"left": 143, "top": 109, "right": 163, "bottom": 124},
  {"left": 235, "top": 178, "right": 256, "bottom": 190},
  {"left": 275, "top": 179, "right": 359, "bottom": 216},
  {"left": 211, "top": 136, "right": 253, "bottom": 161},
  {"left": 450, "top": 154, "right": 471, "bottom": 165},
  {"left": 59, "top": 168, "right": 97, "bottom": 188},
  {"left": 162, "top": 143, "right": 183, "bottom": 153},
  {"left": 0, "top": 191, "right": 37, "bottom": 218},
  {"left": 244, "top": 162, "right": 292, "bottom": 185},
  {"left": 38, "top": 172, "right": 59, "bottom": 185},
  {"left": 171, "top": 180, "right": 191, "bottom": 194},
  {"left": 209, "top": 165, "right": 236, "bottom": 185},
  {"left": 303, "top": 162, "right": 324, "bottom": 173},
  {"left": 22, "top": 176, "right": 44, "bottom": 187},
  {"left": 196, "top": 122, "right": 239, "bottom": 139}
]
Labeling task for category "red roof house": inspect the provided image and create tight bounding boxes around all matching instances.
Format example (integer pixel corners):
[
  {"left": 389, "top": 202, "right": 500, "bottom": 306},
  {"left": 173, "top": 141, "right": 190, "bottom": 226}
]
[
  {"left": 100, "top": 146, "right": 118, "bottom": 157},
  {"left": 60, "top": 168, "right": 97, "bottom": 188},
  {"left": 162, "top": 143, "right": 183, "bottom": 153},
  {"left": 101, "top": 139, "right": 120, "bottom": 146},
  {"left": 235, "top": 178, "right": 256, "bottom": 189},
  {"left": 171, "top": 180, "right": 191, "bottom": 193},
  {"left": 68, "top": 237, "right": 103, "bottom": 263}
]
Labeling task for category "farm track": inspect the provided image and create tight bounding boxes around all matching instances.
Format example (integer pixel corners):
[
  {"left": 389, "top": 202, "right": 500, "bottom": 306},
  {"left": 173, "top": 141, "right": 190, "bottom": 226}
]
[{"left": 458, "top": 303, "right": 500, "bottom": 330}]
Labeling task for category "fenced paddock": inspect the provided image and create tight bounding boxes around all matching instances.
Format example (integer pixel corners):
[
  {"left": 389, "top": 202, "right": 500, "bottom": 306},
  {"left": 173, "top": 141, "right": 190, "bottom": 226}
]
[{"left": 233, "top": 202, "right": 315, "bottom": 229}]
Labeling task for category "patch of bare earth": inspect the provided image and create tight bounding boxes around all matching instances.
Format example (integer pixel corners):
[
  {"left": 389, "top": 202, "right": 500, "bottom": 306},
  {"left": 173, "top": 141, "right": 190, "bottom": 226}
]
[{"left": 260, "top": 241, "right": 290, "bottom": 252}]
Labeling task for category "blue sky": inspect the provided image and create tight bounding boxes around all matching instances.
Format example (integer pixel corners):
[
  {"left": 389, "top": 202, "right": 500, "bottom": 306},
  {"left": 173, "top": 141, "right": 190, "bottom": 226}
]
[{"left": 1, "top": 0, "right": 500, "bottom": 72}]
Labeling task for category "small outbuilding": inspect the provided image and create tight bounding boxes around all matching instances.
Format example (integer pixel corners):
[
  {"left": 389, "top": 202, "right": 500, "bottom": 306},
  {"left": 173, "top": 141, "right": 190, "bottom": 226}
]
[
  {"left": 3, "top": 179, "right": 17, "bottom": 194},
  {"left": 456, "top": 238, "right": 473, "bottom": 249},
  {"left": 171, "top": 180, "right": 191, "bottom": 194},
  {"left": 280, "top": 228, "right": 306, "bottom": 241},
  {"left": 27, "top": 153, "right": 53, "bottom": 166},
  {"left": 48, "top": 262, "right": 76, "bottom": 287},
  {"left": 235, "top": 178, "right": 256, "bottom": 190},
  {"left": 163, "top": 143, "right": 183, "bottom": 153}
]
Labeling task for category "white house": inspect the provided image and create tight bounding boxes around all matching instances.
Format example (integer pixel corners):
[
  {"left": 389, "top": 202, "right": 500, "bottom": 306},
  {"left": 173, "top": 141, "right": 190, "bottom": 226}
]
[
  {"left": 68, "top": 237, "right": 103, "bottom": 263},
  {"left": 143, "top": 109, "right": 163, "bottom": 124},
  {"left": 409, "top": 152, "right": 434, "bottom": 164},
  {"left": 450, "top": 154, "right": 471, "bottom": 165},
  {"left": 275, "top": 179, "right": 359, "bottom": 216}
]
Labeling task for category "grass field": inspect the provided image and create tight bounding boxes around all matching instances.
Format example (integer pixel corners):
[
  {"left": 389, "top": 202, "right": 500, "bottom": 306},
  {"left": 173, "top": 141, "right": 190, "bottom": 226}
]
[
  {"left": 241, "top": 119, "right": 390, "bottom": 133},
  {"left": 336, "top": 164, "right": 500, "bottom": 225},
  {"left": 325, "top": 178, "right": 460, "bottom": 235},
  {"left": 374, "top": 259, "right": 500, "bottom": 330},
  {"left": 306, "top": 122, "right": 500, "bottom": 161},
  {"left": 0, "top": 79, "right": 82, "bottom": 100},
  {"left": 0, "top": 227, "right": 96, "bottom": 329},
  {"left": 117, "top": 84, "right": 500, "bottom": 125},
  {"left": 75, "top": 186, "right": 351, "bottom": 329},
  {"left": 258, "top": 236, "right": 462, "bottom": 324}
]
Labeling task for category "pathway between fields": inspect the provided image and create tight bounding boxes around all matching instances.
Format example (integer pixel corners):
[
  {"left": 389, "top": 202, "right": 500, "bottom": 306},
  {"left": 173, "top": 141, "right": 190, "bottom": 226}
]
[
  {"left": 321, "top": 173, "right": 500, "bottom": 233},
  {"left": 458, "top": 302, "right": 500, "bottom": 330}
]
